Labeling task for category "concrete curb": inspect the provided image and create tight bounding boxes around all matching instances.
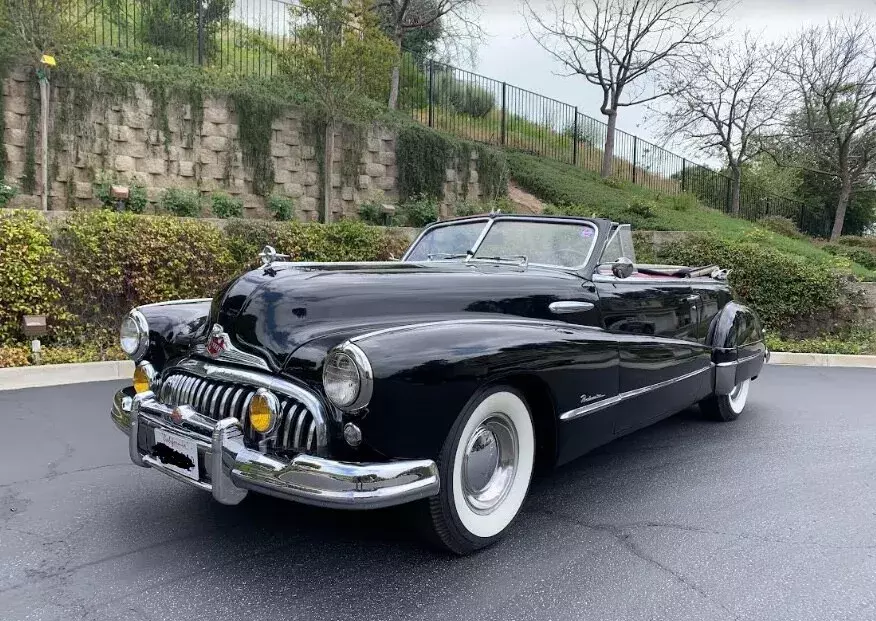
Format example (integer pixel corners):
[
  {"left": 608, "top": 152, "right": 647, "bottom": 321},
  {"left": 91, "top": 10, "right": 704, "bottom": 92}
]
[
  {"left": 768, "top": 352, "right": 876, "bottom": 368},
  {"left": 0, "top": 360, "right": 134, "bottom": 391}
]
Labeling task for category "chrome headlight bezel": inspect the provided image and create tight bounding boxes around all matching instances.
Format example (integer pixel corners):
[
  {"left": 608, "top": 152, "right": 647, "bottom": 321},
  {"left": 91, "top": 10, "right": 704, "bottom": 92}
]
[
  {"left": 120, "top": 309, "right": 149, "bottom": 361},
  {"left": 322, "top": 342, "right": 373, "bottom": 412}
]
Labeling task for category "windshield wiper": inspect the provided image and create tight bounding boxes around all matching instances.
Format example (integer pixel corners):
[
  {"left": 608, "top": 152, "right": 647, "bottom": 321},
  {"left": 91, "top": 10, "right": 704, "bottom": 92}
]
[
  {"left": 427, "top": 251, "right": 473, "bottom": 260},
  {"left": 468, "top": 255, "right": 529, "bottom": 267}
]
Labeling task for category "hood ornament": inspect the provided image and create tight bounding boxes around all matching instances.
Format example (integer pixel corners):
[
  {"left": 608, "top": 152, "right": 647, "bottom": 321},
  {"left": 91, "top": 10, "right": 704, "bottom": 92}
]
[
  {"left": 206, "top": 324, "right": 230, "bottom": 358},
  {"left": 259, "top": 245, "right": 291, "bottom": 267}
]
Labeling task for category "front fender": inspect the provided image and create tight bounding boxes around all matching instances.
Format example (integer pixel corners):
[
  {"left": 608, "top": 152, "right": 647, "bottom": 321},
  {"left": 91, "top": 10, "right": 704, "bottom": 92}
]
[
  {"left": 349, "top": 319, "right": 617, "bottom": 460},
  {"left": 706, "top": 301, "right": 766, "bottom": 394},
  {"left": 137, "top": 299, "right": 212, "bottom": 369}
]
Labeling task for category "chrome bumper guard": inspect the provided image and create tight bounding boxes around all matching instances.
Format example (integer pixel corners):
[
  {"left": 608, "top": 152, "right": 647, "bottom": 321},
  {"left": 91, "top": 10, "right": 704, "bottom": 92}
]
[{"left": 111, "top": 389, "right": 440, "bottom": 509}]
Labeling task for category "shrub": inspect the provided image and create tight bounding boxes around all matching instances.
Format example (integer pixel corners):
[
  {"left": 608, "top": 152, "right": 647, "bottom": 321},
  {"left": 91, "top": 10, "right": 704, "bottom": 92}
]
[
  {"left": 159, "top": 188, "right": 203, "bottom": 217},
  {"left": 0, "top": 346, "right": 31, "bottom": 368},
  {"left": 55, "top": 211, "right": 238, "bottom": 345},
  {"left": 0, "top": 211, "right": 71, "bottom": 345},
  {"left": 223, "top": 219, "right": 411, "bottom": 268},
  {"left": 667, "top": 192, "right": 699, "bottom": 212},
  {"left": 434, "top": 73, "right": 495, "bottom": 118},
  {"left": 758, "top": 215, "right": 805, "bottom": 239},
  {"left": 839, "top": 235, "right": 876, "bottom": 251},
  {"left": 453, "top": 201, "right": 482, "bottom": 217},
  {"left": 655, "top": 233, "right": 845, "bottom": 331},
  {"left": 397, "top": 195, "right": 440, "bottom": 227},
  {"left": 358, "top": 201, "right": 390, "bottom": 225},
  {"left": 93, "top": 174, "right": 148, "bottom": 213},
  {"left": 211, "top": 192, "right": 244, "bottom": 219},
  {"left": 626, "top": 199, "right": 655, "bottom": 219},
  {"left": 822, "top": 243, "right": 876, "bottom": 270},
  {"left": 268, "top": 195, "right": 295, "bottom": 221},
  {"left": 0, "top": 182, "right": 18, "bottom": 207}
]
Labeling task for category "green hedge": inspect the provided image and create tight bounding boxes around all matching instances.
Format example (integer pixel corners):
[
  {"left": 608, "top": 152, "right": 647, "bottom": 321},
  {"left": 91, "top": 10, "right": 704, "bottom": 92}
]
[
  {"left": 652, "top": 231, "right": 846, "bottom": 332},
  {"left": 0, "top": 211, "right": 412, "bottom": 348}
]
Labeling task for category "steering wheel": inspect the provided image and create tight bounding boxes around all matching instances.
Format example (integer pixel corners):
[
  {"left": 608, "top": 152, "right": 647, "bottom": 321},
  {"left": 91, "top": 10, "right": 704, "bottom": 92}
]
[{"left": 554, "top": 247, "right": 589, "bottom": 266}]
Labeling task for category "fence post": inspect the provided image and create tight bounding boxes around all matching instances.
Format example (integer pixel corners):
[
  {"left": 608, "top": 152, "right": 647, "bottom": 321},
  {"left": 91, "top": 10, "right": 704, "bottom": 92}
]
[
  {"left": 725, "top": 176, "right": 732, "bottom": 214},
  {"left": 197, "top": 0, "right": 205, "bottom": 65},
  {"left": 632, "top": 135, "right": 638, "bottom": 184},
  {"left": 428, "top": 60, "right": 434, "bottom": 128},
  {"left": 500, "top": 82, "right": 507, "bottom": 146},
  {"left": 681, "top": 159, "right": 687, "bottom": 191},
  {"left": 572, "top": 107, "right": 579, "bottom": 166}
]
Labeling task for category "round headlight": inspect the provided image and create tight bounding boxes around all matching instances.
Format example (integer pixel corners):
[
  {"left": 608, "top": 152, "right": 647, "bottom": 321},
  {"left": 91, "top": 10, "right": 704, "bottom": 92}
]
[
  {"left": 120, "top": 310, "right": 149, "bottom": 361},
  {"left": 322, "top": 343, "right": 373, "bottom": 412},
  {"left": 249, "top": 388, "right": 279, "bottom": 434}
]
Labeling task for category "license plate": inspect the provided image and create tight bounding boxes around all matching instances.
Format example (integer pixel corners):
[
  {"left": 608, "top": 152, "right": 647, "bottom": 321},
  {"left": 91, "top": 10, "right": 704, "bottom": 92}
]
[{"left": 152, "top": 428, "right": 200, "bottom": 481}]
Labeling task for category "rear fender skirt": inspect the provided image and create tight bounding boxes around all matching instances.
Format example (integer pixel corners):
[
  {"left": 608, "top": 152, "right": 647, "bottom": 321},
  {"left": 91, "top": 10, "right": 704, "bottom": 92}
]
[{"left": 707, "top": 302, "right": 767, "bottom": 394}]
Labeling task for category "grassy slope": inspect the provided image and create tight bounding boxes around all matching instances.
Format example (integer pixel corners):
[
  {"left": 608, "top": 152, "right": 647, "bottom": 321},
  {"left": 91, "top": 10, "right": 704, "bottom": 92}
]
[{"left": 507, "top": 152, "right": 876, "bottom": 282}]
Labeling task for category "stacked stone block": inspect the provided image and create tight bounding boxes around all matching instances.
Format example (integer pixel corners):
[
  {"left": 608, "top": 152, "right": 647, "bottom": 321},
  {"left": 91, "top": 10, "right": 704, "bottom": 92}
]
[{"left": 2, "top": 70, "right": 484, "bottom": 217}]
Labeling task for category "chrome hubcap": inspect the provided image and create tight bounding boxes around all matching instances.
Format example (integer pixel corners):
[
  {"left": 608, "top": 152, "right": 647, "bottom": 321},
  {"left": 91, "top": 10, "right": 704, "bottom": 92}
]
[{"left": 462, "top": 413, "right": 518, "bottom": 514}]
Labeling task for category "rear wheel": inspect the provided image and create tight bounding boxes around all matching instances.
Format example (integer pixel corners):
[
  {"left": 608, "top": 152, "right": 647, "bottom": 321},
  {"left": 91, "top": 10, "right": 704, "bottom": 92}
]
[
  {"left": 425, "top": 386, "right": 535, "bottom": 555},
  {"left": 701, "top": 378, "right": 751, "bottom": 422}
]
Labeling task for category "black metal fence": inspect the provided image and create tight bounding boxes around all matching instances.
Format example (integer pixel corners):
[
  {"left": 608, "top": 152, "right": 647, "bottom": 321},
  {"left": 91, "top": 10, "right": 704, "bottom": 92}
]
[
  {"left": 75, "top": 0, "right": 297, "bottom": 76},
  {"left": 397, "top": 55, "right": 818, "bottom": 229},
  {"left": 73, "top": 0, "right": 829, "bottom": 232}
]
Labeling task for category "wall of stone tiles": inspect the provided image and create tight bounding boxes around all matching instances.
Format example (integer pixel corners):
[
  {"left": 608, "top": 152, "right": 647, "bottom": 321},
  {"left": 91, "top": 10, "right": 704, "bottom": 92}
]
[{"left": 1, "top": 69, "right": 483, "bottom": 219}]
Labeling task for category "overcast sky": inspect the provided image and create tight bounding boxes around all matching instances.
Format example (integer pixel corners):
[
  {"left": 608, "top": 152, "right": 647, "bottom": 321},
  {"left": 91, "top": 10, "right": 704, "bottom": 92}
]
[{"left": 462, "top": 0, "right": 873, "bottom": 155}]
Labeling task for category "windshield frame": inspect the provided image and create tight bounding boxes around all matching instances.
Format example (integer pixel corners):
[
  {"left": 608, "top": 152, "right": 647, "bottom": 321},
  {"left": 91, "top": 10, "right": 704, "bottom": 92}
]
[{"left": 402, "top": 215, "right": 602, "bottom": 272}]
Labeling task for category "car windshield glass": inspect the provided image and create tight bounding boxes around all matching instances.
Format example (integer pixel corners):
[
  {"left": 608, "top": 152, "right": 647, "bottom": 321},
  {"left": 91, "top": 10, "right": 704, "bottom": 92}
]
[
  {"left": 405, "top": 218, "right": 598, "bottom": 268},
  {"left": 404, "top": 221, "right": 486, "bottom": 261},
  {"left": 474, "top": 220, "right": 597, "bottom": 267}
]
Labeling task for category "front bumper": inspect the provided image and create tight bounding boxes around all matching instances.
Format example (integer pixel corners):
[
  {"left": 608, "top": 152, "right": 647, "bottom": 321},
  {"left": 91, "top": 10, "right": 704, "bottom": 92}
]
[{"left": 111, "top": 389, "right": 440, "bottom": 509}]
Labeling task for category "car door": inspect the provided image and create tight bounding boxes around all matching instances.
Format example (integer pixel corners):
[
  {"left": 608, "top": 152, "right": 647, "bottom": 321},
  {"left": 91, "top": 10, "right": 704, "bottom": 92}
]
[{"left": 593, "top": 273, "right": 712, "bottom": 435}]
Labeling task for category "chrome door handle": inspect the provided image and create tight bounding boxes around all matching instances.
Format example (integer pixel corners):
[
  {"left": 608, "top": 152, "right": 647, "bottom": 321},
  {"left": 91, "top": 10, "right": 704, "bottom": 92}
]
[
  {"left": 549, "top": 301, "right": 595, "bottom": 314},
  {"left": 685, "top": 295, "right": 700, "bottom": 302}
]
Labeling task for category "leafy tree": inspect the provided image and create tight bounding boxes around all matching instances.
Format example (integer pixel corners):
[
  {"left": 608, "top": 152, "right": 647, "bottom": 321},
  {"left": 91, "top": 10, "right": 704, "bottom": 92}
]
[
  {"left": 280, "top": 0, "right": 396, "bottom": 222},
  {"left": 523, "top": 0, "right": 725, "bottom": 178},
  {"left": 137, "top": 0, "right": 233, "bottom": 61},
  {"left": 376, "top": 0, "right": 480, "bottom": 110},
  {"left": 782, "top": 17, "right": 876, "bottom": 241}
]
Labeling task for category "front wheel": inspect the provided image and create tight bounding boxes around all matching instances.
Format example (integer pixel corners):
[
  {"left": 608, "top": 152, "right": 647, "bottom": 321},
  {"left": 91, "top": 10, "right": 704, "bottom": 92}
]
[
  {"left": 700, "top": 378, "right": 751, "bottom": 422},
  {"left": 425, "top": 386, "right": 535, "bottom": 555}
]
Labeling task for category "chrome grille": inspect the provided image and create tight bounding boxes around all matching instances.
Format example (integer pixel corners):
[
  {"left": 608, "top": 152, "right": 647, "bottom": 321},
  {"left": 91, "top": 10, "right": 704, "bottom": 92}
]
[{"left": 159, "top": 372, "right": 319, "bottom": 453}]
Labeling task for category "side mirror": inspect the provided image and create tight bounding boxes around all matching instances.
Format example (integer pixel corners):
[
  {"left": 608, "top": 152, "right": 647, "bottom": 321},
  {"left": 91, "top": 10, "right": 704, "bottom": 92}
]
[{"left": 611, "top": 257, "right": 635, "bottom": 279}]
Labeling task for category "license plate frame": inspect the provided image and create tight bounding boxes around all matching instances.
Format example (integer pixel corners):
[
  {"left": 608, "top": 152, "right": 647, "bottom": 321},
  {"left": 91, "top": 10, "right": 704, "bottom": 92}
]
[{"left": 152, "top": 428, "right": 200, "bottom": 481}]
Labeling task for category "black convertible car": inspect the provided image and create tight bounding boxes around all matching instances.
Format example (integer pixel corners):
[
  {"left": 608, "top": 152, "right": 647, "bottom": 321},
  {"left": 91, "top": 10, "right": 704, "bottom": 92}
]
[{"left": 111, "top": 214, "right": 767, "bottom": 554}]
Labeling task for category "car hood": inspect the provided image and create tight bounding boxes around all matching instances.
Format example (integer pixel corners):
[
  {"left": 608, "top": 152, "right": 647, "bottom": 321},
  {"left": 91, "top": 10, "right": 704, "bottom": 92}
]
[{"left": 207, "top": 261, "right": 579, "bottom": 373}]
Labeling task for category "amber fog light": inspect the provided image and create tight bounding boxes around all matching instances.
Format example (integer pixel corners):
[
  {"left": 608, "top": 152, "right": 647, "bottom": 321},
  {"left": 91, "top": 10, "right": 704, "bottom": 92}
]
[
  {"left": 133, "top": 361, "right": 156, "bottom": 394},
  {"left": 249, "top": 388, "right": 279, "bottom": 434}
]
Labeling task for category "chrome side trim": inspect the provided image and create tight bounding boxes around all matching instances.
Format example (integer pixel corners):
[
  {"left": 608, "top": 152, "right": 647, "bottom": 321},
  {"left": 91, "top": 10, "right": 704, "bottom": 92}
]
[
  {"left": 138, "top": 298, "right": 212, "bottom": 309},
  {"left": 716, "top": 352, "right": 764, "bottom": 367},
  {"left": 350, "top": 317, "right": 603, "bottom": 344},
  {"left": 560, "top": 365, "right": 713, "bottom": 421},
  {"left": 592, "top": 274, "right": 722, "bottom": 285},
  {"left": 170, "top": 358, "right": 330, "bottom": 453},
  {"left": 715, "top": 351, "right": 765, "bottom": 395},
  {"left": 549, "top": 301, "right": 595, "bottom": 314}
]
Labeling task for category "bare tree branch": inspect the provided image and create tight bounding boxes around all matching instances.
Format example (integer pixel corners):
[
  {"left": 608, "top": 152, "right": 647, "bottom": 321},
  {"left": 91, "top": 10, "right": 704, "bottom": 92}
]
[
  {"left": 523, "top": 0, "right": 727, "bottom": 177},
  {"left": 653, "top": 31, "right": 787, "bottom": 213}
]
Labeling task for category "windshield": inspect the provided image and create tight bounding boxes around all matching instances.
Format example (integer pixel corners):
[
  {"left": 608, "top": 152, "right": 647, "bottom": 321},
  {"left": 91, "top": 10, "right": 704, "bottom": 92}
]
[{"left": 405, "top": 218, "right": 599, "bottom": 268}]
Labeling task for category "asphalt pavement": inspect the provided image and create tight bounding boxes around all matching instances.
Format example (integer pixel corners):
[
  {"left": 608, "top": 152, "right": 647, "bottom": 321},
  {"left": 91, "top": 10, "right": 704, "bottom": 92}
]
[{"left": 0, "top": 366, "right": 874, "bottom": 621}]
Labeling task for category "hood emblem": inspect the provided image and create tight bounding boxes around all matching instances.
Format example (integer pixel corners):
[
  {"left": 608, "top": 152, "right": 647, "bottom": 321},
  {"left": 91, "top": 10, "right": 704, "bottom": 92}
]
[
  {"left": 259, "top": 245, "right": 291, "bottom": 267},
  {"left": 206, "top": 324, "right": 230, "bottom": 358}
]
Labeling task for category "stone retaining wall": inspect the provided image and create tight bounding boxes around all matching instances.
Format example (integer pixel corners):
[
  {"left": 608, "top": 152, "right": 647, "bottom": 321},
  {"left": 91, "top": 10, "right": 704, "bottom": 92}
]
[{"left": 1, "top": 69, "right": 484, "bottom": 219}]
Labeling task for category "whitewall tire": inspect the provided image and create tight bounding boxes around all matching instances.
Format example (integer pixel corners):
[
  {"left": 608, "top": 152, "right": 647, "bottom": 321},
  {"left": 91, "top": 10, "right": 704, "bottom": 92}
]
[
  {"left": 701, "top": 378, "right": 751, "bottom": 422},
  {"left": 426, "top": 386, "right": 535, "bottom": 554}
]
